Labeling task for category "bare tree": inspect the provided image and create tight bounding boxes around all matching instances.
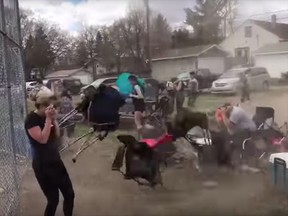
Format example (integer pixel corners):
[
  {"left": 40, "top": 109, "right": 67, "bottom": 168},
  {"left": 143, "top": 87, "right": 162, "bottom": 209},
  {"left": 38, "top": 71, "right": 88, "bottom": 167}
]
[
  {"left": 20, "top": 9, "right": 35, "bottom": 46},
  {"left": 150, "top": 13, "right": 172, "bottom": 56},
  {"left": 224, "top": 0, "right": 238, "bottom": 35},
  {"left": 79, "top": 25, "right": 99, "bottom": 59}
]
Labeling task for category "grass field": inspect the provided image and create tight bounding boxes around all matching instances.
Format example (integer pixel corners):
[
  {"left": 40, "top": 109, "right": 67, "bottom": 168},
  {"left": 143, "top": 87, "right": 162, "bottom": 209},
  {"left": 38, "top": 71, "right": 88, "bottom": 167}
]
[
  {"left": 26, "top": 87, "right": 287, "bottom": 138},
  {"left": 26, "top": 93, "right": 227, "bottom": 137}
]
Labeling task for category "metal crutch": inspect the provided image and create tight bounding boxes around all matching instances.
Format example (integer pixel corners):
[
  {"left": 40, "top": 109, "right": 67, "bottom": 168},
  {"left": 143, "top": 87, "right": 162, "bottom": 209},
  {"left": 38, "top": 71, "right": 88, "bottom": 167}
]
[
  {"left": 59, "top": 128, "right": 94, "bottom": 153},
  {"left": 58, "top": 109, "right": 78, "bottom": 127},
  {"left": 72, "top": 135, "right": 100, "bottom": 163}
]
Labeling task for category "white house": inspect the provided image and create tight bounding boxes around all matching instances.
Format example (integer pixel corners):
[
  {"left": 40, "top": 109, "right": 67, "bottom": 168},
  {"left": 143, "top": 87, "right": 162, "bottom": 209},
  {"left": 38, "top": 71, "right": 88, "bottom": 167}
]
[
  {"left": 151, "top": 44, "right": 228, "bottom": 81},
  {"left": 46, "top": 68, "right": 93, "bottom": 85},
  {"left": 254, "top": 41, "right": 288, "bottom": 78},
  {"left": 220, "top": 15, "right": 288, "bottom": 62}
]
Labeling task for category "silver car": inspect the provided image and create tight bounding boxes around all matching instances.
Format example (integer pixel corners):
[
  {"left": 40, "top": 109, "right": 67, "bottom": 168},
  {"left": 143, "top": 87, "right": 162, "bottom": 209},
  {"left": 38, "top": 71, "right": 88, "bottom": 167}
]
[{"left": 211, "top": 67, "right": 270, "bottom": 94}]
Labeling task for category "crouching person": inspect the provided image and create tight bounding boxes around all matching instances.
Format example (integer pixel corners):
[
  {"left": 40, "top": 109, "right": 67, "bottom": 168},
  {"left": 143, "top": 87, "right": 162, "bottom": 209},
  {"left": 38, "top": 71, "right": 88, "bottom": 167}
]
[
  {"left": 167, "top": 108, "right": 233, "bottom": 168},
  {"left": 220, "top": 103, "right": 256, "bottom": 164}
]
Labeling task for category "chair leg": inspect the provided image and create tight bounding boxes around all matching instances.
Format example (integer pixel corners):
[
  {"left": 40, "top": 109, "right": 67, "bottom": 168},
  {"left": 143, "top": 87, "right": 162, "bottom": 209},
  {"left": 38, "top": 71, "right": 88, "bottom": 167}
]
[
  {"left": 112, "top": 146, "right": 126, "bottom": 171},
  {"left": 72, "top": 134, "right": 99, "bottom": 163}
]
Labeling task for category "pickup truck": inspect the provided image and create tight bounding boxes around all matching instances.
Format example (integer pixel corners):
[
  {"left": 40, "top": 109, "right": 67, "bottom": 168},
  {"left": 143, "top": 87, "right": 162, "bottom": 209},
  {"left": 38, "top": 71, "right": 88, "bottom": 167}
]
[{"left": 177, "top": 68, "right": 220, "bottom": 90}]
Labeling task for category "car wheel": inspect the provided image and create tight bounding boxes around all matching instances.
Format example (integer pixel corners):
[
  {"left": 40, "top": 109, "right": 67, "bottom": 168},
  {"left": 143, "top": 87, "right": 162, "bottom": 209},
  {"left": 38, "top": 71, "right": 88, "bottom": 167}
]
[{"left": 262, "top": 81, "right": 269, "bottom": 91}]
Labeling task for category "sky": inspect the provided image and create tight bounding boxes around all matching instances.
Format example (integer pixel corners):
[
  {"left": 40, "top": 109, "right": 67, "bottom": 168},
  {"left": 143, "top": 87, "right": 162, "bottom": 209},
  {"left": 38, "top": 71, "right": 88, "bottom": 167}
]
[{"left": 19, "top": 0, "right": 288, "bottom": 35}]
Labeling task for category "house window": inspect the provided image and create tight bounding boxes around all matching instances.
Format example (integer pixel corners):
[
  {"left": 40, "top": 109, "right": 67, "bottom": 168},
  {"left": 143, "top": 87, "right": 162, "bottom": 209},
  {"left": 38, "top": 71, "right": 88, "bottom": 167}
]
[
  {"left": 235, "top": 47, "right": 250, "bottom": 60},
  {"left": 245, "top": 26, "right": 252, "bottom": 38}
]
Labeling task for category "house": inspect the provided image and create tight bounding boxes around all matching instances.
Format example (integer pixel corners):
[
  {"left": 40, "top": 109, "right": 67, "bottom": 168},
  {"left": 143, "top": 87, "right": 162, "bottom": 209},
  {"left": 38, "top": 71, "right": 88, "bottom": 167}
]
[
  {"left": 254, "top": 41, "right": 288, "bottom": 78},
  {"left": 220, "top": 15, "right": 288, "bottom": 62},
  {"left": 151, "top": 44, "right": 228, "bottom": 81},
  {"left": 46, "top": 68, "right": 93, "bottom": 85},
  {"left": 84, "top": 57, "right": 112, "bottom": 76}
]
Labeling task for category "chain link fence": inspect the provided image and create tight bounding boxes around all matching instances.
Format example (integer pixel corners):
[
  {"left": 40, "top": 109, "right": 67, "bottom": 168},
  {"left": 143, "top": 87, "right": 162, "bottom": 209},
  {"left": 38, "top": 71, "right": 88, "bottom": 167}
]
[{"left": 0, "top": 0, "right": 31, "bottom": 215}]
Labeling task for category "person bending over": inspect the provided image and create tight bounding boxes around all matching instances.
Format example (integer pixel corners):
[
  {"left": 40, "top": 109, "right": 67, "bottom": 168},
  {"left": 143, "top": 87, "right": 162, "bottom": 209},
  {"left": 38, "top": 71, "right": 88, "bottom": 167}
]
[
  {"left": 25, "top": 93, "right": 74, "bottom": 216},
  {"left": 220, "top": 104, "right": 256, "bottom": 148}
]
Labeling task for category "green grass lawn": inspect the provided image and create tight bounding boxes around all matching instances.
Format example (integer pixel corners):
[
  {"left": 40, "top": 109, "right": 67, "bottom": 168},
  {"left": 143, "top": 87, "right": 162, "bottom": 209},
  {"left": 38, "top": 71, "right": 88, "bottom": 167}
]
[
  {"left": 193, "top": 94, "right": 233, "bottom": 112},
  {"left": 26, "top": 93, "right": 231, "bottom": 138}
]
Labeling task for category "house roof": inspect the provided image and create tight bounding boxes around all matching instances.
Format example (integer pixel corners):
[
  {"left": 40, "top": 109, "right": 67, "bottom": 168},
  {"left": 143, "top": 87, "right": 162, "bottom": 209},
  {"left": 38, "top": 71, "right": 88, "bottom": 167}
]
[
  {"left": 252, "top": 19, "right": 288, "bottom": 39},
  {"left": 152, "top": 44, "right": 225, "bottom": 61},
  {"left": 46, "top": 68, "right": 85, "bottom": 78},
  {"left": 255, "top": 41, "right": 288, "bottom": 55}
]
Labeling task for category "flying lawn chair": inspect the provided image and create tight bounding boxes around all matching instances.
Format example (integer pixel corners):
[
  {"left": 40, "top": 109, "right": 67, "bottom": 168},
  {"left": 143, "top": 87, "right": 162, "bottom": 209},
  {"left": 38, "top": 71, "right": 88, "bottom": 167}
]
[
  {"left": 58, "top": 75, "right": 175, "bottom": 187},
  {"left": 59, "top": 84, "right": 125, "bottom": 163}
]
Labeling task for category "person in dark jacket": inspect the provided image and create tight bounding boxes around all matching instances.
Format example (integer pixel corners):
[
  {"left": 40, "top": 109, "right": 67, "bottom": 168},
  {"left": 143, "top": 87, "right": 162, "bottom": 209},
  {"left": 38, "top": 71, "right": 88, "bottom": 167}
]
[
  {"left": 240, "top": 73, "right": 250, "bottom": 103},
  {"left": 172, "top": 78, "right": 185, "bottom": 113},
  {"left": 188, "top": 71, "right": 199, "bottom": 107}
]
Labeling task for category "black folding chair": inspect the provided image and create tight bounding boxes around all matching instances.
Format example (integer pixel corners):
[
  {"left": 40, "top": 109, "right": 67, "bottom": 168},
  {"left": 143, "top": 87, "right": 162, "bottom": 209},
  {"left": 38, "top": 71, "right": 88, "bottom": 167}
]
[
  {"left": 242, "top": 107, "right": 287, "bottom": 161},
  {"left": 253, "top": 106, "right": 275, "bottom": 130}
]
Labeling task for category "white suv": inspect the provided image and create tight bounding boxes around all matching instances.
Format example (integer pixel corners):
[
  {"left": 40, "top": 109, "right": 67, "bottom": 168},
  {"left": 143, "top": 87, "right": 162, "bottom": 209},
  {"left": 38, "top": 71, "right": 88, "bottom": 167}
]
[{"left": 211, "top": 67, "right": 270, "bottom": 94}]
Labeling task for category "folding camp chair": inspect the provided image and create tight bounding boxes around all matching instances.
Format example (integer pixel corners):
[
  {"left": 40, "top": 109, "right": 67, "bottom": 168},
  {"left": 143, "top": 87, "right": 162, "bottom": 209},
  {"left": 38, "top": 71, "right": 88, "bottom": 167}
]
[{"left": 242, "top": 107, "right": 288, "bottom": 161}]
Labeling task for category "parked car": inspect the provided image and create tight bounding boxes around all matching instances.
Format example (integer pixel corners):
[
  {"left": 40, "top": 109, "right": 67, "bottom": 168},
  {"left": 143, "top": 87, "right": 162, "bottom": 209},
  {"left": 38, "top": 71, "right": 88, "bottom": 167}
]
[
  {"left": 46, "top": 78, "right": 83, "bottom": 95},
  {"left": 26, "top": 81, "right": 38, "bottom": 92},
  {"left": 178, "top": 68, "right": 219, "bottom": 90},
  {"left": 211, "top": 67, "right": 270, "bottom": 95}
]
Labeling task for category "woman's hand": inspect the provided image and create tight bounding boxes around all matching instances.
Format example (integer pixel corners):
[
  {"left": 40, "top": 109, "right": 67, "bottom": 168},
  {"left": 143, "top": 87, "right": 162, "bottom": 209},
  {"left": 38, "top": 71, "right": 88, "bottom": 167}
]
[
  {"left": 45, "top": 105, "right": 57, "bottom": 120},
  {"left": 220, "top": 107, "right": 227, "bottom": 116}
]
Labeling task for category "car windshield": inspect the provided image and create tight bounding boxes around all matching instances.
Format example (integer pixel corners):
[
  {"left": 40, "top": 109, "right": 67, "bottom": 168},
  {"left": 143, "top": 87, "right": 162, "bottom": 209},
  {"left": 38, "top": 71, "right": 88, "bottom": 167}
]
[
  {"left": 220, "top": 69, "right": 244, "bottom": 78},
  {"left": 91, "top": 79, "right": 104, "bottom": 86},
  {"left": 73, "top": 80, "right": 81, "bottom": 86},
  {"left": 64, "top": 80, "right": 81, "bottom": 86},
  {"left": 178, "top": 72, "right": 190, "bottom": 80}
]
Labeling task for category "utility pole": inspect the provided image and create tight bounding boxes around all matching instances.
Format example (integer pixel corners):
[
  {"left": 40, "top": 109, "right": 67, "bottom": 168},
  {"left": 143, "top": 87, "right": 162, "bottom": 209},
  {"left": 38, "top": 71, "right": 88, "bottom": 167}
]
[{"left": 144, "top": 0, "right": 151, "bottom": 72}]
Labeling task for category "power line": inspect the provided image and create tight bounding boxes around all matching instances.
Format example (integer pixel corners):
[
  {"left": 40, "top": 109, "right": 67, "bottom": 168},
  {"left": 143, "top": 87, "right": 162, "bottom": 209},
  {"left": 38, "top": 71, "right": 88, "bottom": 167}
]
[{"left": 234, "top": 9, "right": 288, "bottom": 21}]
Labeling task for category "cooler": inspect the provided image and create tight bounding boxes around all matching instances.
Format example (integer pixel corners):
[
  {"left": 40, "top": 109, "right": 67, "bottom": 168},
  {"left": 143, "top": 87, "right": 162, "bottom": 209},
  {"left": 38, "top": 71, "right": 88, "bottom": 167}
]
[{"left": 269, "top": 153, "right": 288, "bottom": 192}]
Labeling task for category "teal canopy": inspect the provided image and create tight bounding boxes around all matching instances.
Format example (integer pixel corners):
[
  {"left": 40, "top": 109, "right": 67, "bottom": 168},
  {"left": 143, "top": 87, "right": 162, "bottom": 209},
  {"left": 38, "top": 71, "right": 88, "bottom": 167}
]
[{"left": 116, "top": 72, "right": 145, "bottom": 96}]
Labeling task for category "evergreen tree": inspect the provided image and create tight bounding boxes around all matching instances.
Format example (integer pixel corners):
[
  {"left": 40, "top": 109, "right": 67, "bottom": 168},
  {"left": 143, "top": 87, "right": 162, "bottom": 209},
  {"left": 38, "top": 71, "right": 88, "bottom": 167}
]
[
  {"left": 185, "top": 0, "right": 225, "bottom": 44},
  {"left": 23, "top": 27, "right": 55, "bottom": 78}
]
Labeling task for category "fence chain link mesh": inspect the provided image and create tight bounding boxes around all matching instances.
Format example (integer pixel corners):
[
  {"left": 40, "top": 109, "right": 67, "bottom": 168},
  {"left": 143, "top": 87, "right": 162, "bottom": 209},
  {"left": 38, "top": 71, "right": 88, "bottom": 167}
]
[{"left": 0, "top": 0, "right": 30, "bottom": 215}]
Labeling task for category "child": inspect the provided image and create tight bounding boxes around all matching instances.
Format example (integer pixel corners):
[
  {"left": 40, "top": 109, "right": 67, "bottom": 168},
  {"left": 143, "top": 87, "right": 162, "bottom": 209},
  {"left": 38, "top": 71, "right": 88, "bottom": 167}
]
[{"left": 59, "top": 91, "right": 75, "bottom": 138}]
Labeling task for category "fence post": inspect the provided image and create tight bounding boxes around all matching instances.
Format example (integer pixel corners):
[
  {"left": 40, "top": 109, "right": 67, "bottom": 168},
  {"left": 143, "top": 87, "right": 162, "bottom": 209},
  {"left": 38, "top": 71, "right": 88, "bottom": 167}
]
[{"left": 0, "top": 0, "right": 24, "bottom": 215}]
